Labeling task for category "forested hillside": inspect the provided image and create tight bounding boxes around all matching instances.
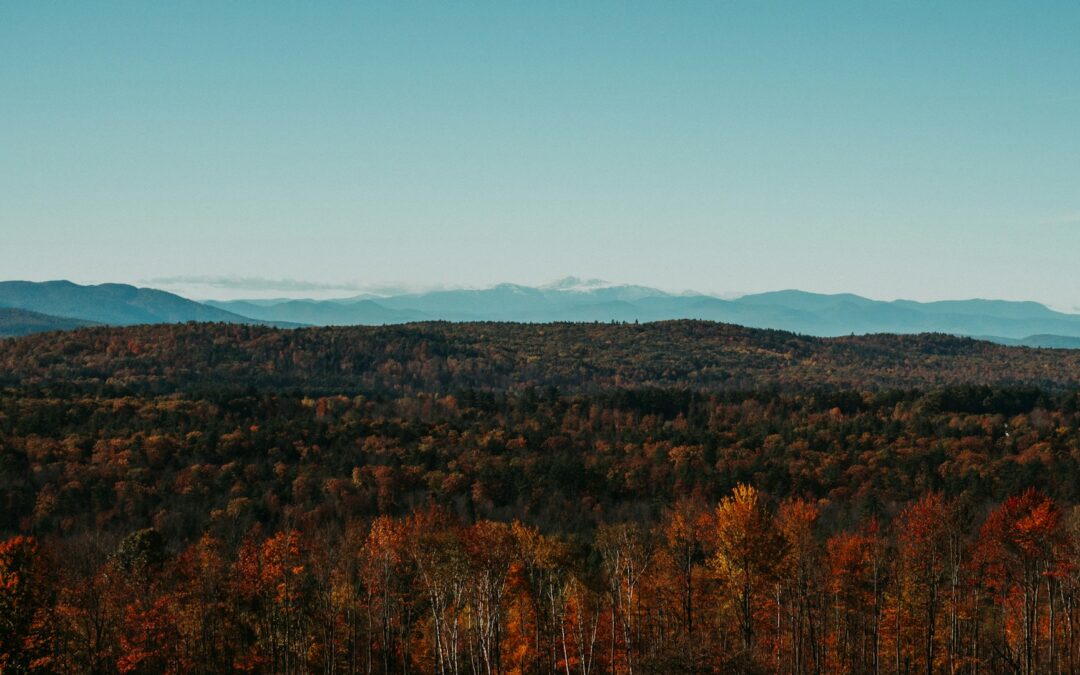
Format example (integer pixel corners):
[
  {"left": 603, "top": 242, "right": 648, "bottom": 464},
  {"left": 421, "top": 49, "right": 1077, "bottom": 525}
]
[
  {"left": 3, "top": 320, "right": 1080, "bottom": 394},
  {"left": 3, "top": 322, "right": 1080, "bottom": 673}
]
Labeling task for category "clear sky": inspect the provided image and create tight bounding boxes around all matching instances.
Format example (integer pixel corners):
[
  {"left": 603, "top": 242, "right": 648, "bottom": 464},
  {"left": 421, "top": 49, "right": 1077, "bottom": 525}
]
[{"left": 2, "top": 2, "right": 1078, "bottom": 306}]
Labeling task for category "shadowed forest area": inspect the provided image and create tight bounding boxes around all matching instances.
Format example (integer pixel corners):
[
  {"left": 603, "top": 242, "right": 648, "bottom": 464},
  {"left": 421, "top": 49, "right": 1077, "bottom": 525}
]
[{"left": 3, "top": 322, "right": 1080, "bottom": 673}]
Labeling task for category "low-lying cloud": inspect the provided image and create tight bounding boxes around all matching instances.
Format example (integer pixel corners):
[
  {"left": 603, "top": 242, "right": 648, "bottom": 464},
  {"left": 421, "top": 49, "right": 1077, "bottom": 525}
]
[
  {"left": 147, "top": 276, "right": 369, "bottom": 293},
  {"left": 142, "top": 275, "right": 440, "bottom": 301}
]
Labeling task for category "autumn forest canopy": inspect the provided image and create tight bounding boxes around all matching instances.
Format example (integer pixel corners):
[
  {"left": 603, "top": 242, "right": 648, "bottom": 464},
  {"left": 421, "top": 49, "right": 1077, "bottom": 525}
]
[{"left": 4, "top": 320, "right": 1080, "bottom": 673}]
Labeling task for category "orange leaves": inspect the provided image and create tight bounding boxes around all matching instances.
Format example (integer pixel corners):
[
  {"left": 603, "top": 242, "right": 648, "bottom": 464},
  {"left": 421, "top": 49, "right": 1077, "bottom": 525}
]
[
  {"left": 826, "top": 524, "right": 882, "bottom": 602},
  {"left": 463, "top": 520, "right": 515, "bottom": 576},
  {"left": 897, "top": 492, "right": 951, "bottom": 571},
  {"left": 258, "top": 530, "right": 305, "bottom": 604},
  {"left": 117, "top": 595, "right": 178, "bottom": 674},
  {"left": 710, "top": 484, "right": 787, "bottom": 582},
  {"left": 233, "top": 529, "right": 307, "bottom": 605},
  {"left": 1013, "top": 493, "right": 1061, "bottom": 558},
  {"left": 708, "top": 484, "right": 787, "bottom": 651},
  {"left": 777, "top": 498, "right": 819, "bottom": 561},
  {"left": 364, "top": 515, "right": 406, "bottom": 571},
  {"left": 971, "top": 489, "right": 1065, "bottom": 673},
  {"left": 15, "top": 482, "right": 1080, "bottom": 673}
]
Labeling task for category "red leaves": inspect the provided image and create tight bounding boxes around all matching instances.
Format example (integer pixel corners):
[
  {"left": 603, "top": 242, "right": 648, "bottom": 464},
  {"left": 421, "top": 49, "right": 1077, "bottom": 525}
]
[
  {"left": 117, "top": 595, "right": 178, "bottom": 674},
  {"left": 0, "top": 536, "right": 44, "bottom": 671},
  {"left": 978, "top": 488, "right": 1063, "bottom": 579}
]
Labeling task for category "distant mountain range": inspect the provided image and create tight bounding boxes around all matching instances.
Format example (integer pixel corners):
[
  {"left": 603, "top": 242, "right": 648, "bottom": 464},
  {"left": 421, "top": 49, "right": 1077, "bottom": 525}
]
[
  {"left": 0, "top": 280, "right": 293, "bottom": 336},
  {"left": 3, "top": 278, "right": 1080, "bottom": 347},
  {"left": 207, "top": 277, "right": 1080, "bottom": 346},
  {"left": 980, "top": 334, "right": 1080, "bottom": 349}
]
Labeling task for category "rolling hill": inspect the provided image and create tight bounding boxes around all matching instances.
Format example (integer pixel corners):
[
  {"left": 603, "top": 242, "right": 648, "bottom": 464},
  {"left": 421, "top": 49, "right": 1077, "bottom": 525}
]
[
  {"left": 3, "top": 320, "right": 1080, "bottom": 395},
  {"left": 0, "top": 280, "right": 281, "bottom": 326},
  {"left": 0, "top": 307, "right": 98, "bottom": 337},
  {"left": 207, "top": 298, "right": 427, "bottom": 326}
]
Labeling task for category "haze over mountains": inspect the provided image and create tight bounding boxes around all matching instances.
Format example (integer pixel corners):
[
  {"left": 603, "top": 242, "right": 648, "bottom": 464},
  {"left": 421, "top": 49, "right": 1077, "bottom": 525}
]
[
  {"left": 207, "top": 277, "right": 1080, "bottom": 346},
  {"left": 3, "top": 278, "right": 1080, "bottom": 348}
]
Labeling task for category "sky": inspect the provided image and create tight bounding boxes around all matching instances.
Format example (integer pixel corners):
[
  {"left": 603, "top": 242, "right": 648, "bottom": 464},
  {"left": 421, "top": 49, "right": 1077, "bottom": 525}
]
[{"left": 2, "top": 2, "right": 1079, "bottom": 307}]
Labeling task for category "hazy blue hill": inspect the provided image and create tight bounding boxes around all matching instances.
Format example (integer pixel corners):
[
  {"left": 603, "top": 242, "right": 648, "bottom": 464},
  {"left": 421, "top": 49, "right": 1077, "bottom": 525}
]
[
  {"left": 206, "top": 298, "right": 428, "bottom": 325},
  {"left": 917, "top": 315, "right": 1080, "bottom": 340},
  {"left": 805, "top": 301, "right": 923, "bottom": 333},
  {"left": 895, "top": 298, "right": 1062, "bottom": 320},
  {"left": 1019, "top": 334, "right": 1080, "bottom": 349},
  {"left": 735, "top": 289, "right": 879, "bottom": 311},
  {"left": 207, "top": 281, "right": 683, "bottom": 325},
  {"left": 728, "top": 290, "right": 1080, "bottom": 339},
  {"left": 377, "top": 284, "right": 552, "bottom": 319},
  {"left": 522, "top": 300, "right": 649, "bottom": 322},
  {"left": 204, "top": 299, "right": 290, "bottom": 319},
  {"left": 16, "top": 278, "right": 1075, "bottom": 339},
  {"left": 203, "top": 284, "right": 1080, "bottom": 338},
  {"left": 0, "top": 307, "right": 98, "bottom": 337},
  {"left": 638, "top": 290, "right": 918, "bottom": 333},
  {"left": 0, "top": 280, "right": 263, "bottom": 326},
  {"left": 980, "top": 334, "right": 1080, "bottom": 349}
]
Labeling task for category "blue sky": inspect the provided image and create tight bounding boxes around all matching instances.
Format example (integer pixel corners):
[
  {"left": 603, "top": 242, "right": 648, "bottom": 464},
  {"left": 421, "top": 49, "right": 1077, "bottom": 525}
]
[{"left": 2, "top": 2, "right": 1078, "bottom": 306}]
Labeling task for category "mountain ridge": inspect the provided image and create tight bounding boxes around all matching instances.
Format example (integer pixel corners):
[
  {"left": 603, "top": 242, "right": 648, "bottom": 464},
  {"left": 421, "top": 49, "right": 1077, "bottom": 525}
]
[
  {"left": 0, "top": 280, "right": 296, "bottom": 327},
  {"left": 206, "top": 281, "right": 1080, "bottom": 340},
  {"left": 6, "top": 280, "right": 1080, "bottom": 343}
]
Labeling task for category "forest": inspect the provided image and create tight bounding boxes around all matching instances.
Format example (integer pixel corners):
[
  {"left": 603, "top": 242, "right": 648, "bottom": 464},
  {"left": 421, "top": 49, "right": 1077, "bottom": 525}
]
[{"left": 3, "top": 321, "right": 1080, "bottom": 673}]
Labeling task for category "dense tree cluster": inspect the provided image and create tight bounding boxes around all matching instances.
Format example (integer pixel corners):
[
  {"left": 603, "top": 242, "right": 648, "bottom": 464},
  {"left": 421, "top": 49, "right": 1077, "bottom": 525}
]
[
  {"left": 6, "top": 487, "right": 1080, "bottom": 673},
  {"left": 5, "top": 385, "right": 1080, "bottom": 540},
  {"left": 3, "top": 321, "right": 1080, "bottom": 672},
  {"left": 2, "top": 321, "right": 1080, "bottom": 395}
]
